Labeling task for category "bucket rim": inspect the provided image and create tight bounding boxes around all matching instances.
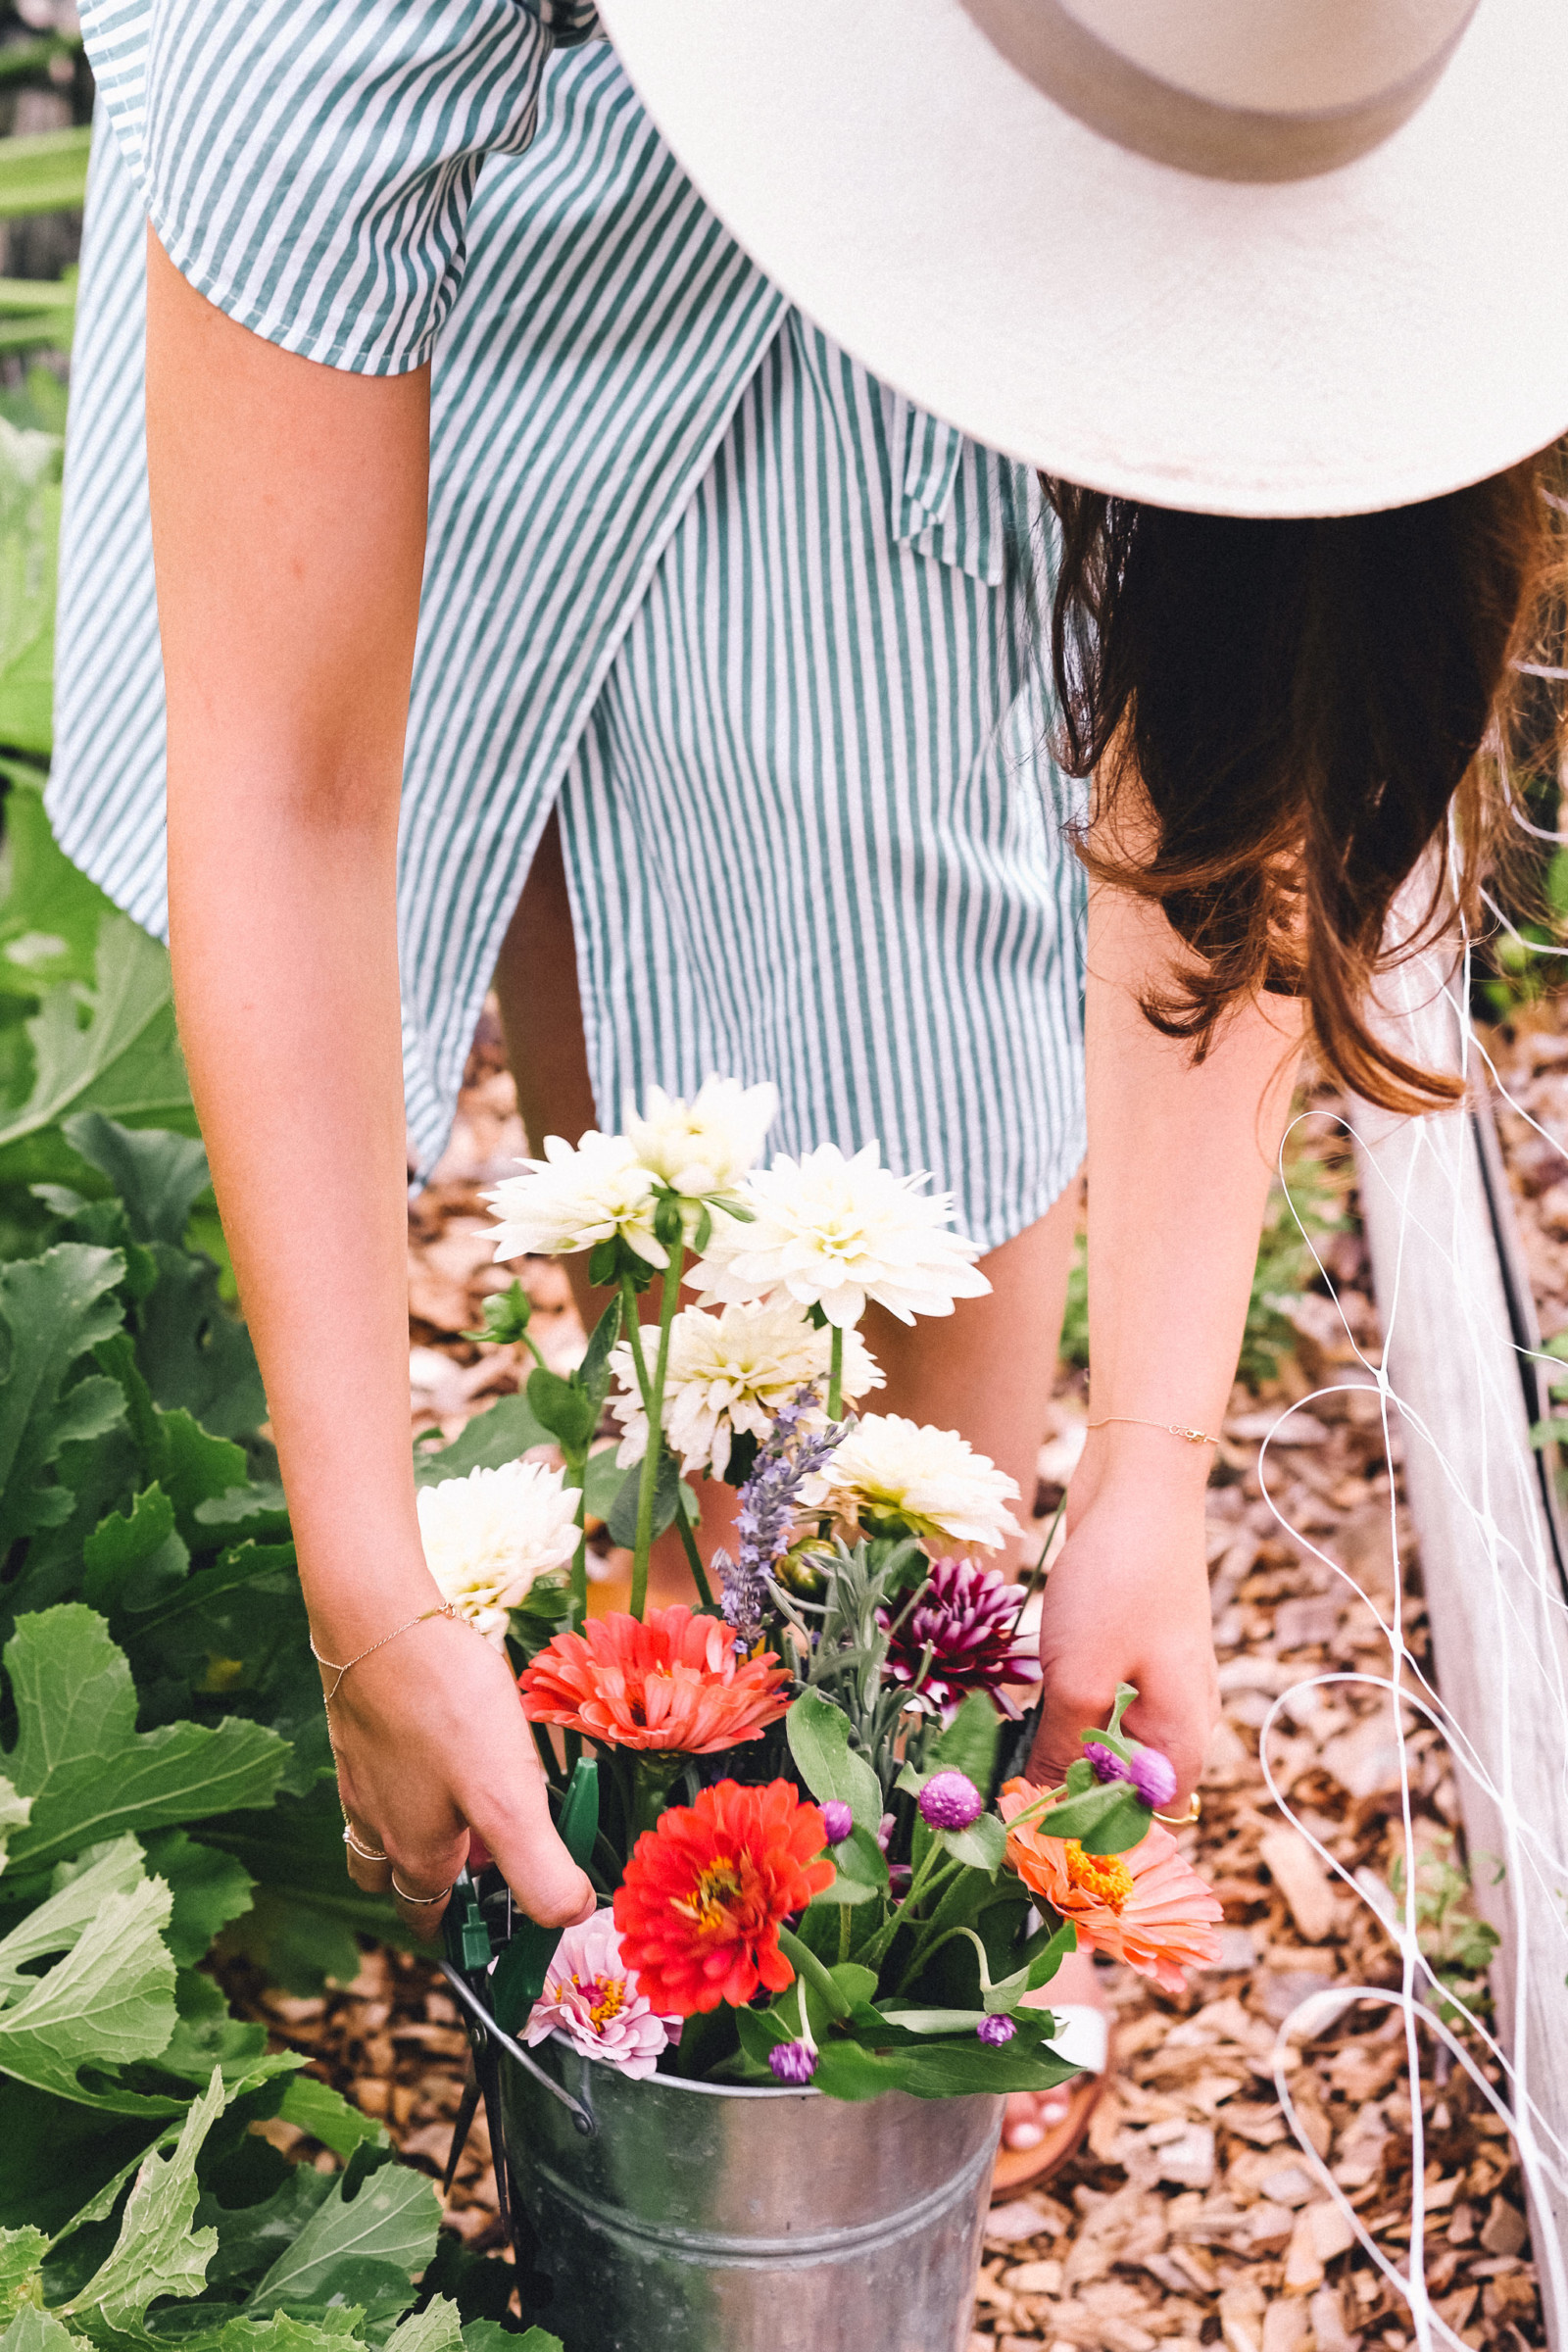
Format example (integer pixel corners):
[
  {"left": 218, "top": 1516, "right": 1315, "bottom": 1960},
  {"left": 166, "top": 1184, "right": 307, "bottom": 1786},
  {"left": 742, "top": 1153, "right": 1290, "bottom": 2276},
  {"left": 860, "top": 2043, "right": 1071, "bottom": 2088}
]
[{"left": 525, "top": 2028, "right": 824, "bottom": 2100}]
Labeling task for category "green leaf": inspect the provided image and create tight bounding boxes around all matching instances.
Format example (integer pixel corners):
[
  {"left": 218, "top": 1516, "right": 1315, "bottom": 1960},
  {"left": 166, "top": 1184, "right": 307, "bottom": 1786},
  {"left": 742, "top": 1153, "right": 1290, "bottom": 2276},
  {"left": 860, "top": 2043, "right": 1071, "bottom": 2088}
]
[
  {"left": 61, "top": 1118, "right": 211, "bottom": 1251},
  {"left": 523, "top": 1368, "right": 595, "bottom": 1457},
  {"left": 273, "top": 2076, "right": 386, "bottom": 2163},
  {"left": 0, "top": 2227, "right": 47, "bottom": 2323},
  {"left": 928, "top": 1692, "right": 1002, "bottom": 1794},
  {"left": 581, "top": 1444, "right": 622, "bottom": 1522},
  {"left": 464, "top": 2326, "right": 563, "bottom": 2352},
  {"left": 0, "top": 1779, "right": 30, "bottom": 1879},
  {"left": 412, "top": 1393, "right": 553, "bottom": 1488},
  {"left": 0, "top": 2309, "right": 74, "bottom": 2352},
  {"left": 0, "top": 1872, "right": 177, "bottom": 2111},
  {"left": 0, "top": 915, "right": 191, "bottom": 1161},
  {"left": 245, "top": 2160, "right": 439, "bottom": 2318},
  {"left": 785, "top": 1690, "right": 883, "bottom": 1830},
  {"left": 936, "top": 1812, "right": 1007, "bottom": 1875},
  {"left": 1034, "top": 1779, "right": 1152, "bottom": 1854},
  {"left": 131, "top": 1248, "right": 267, "bottom": 1444},
  {"left": 871, "top": 2006, "right": 988, "bottom": 2034},
  {"left": 606, "top": 1447, "right": 679, "bottom": 1550},
  {"left": 2, "top": 1606, "right": 289, "bottom": 1874},
  {"left": 0, "top": 419, "right": 60, "bottom": 757},
  {"left": 0, "top": 1835, "right": 145, "bottom": 2000},
  {"left": 83, "top": 1485, "right": 189, "bottom": 1618},
  {"left": 0, "top": 772, "right": 112, "bottom": 995},
  {"left": 64, "top": 2069, "right": 226, "bottom": 2329},
  {"left": 139, "top": 1833, "right": 255, "bottom": 1968},
  {"left": 0, "top": 1244, "right": 126, "bottom": 1555},
  {"left": 808, "top": 1823, "right": 889, "bottom": 1906},
  {"left": 575, "top": 1294, "right": 622, "bottom": 1417},
  {"left": 383, "top": 2298, "right": 464, "bottom": 2352},
  {"left": 219, "top": 2318, "right": 363, "bottom": 2352}
]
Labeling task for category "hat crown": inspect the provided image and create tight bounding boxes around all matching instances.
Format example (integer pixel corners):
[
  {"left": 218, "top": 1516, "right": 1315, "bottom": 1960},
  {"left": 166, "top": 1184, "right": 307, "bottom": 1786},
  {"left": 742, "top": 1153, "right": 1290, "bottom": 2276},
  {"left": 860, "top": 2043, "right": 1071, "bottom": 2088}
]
[{"left": 1063, "top": 0, "right": 1478, "bottom": 115}]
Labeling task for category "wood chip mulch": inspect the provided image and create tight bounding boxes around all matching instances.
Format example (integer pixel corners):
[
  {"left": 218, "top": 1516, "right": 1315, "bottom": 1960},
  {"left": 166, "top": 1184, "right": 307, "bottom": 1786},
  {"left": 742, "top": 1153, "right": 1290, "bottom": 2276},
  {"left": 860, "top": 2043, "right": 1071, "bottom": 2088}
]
[{"left": 231, "top": 1016, "right": 1548, "bottom": 2351}]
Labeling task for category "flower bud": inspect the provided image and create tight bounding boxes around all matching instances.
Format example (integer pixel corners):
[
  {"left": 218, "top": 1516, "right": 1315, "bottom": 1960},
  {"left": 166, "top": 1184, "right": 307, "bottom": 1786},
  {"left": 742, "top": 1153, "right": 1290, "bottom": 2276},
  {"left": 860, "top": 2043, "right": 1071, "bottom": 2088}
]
[
  {"left": 918, "top": 1769, "right": 984, "bottom": 1831},
  {"left": 821, "top": 1800, "right": 855, "bottom": 1846},
  {"left": 1083, "top": 1740, "right": 1134, "bottom": 1788},
  {"left": 976, "top": 2013, "right": 1016, "bottom": 2046},
  {"left": 776, "top": 1542, "right": 832, "bottom": 1600},
  {"left": 1131, "top": 1746, "right": 1178, "bottom": 1809},
  {"left": 768, "top": 2038, "right": 818, "bottom": 2085}
]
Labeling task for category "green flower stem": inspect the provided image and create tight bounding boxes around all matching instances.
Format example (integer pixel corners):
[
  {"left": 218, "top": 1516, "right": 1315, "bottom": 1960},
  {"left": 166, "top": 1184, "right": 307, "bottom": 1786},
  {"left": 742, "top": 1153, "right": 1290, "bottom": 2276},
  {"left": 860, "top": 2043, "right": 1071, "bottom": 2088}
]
[
  {"left": 563, "top": 1447, "right": 588, "bottom": 1626},
  {"left": 850, "top": 1845, "right": 964, "bottom": 1972},
  {"left": 776, "top": 1926, "right": 853, "bottom": 2022},
  {"left": 627, "top": 1258, "right": 679, "bottom": 1619},
  {"left": 838, "top": 1905, "right": 852, "bottom": 1964},
  {"left": 893, "top": 1922, "right": 991, "bottom": 2000},
  {"left": 826, "top": 1323, "right": 845, "bottom": 1420},
  {"left": 619, "top": 1270, "right": 716, "bottom": 1612}
]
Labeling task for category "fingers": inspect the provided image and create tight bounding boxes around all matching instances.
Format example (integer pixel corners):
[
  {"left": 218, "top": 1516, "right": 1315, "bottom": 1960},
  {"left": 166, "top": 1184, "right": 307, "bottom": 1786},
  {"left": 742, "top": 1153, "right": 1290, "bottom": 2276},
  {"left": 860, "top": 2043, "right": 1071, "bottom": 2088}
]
[
  {"left": 465, "top": 1720, "right": 596, "bottom": 1931},
  {"left": 1027, "top": 1666, "right": 1216, "bottom": 1807}
]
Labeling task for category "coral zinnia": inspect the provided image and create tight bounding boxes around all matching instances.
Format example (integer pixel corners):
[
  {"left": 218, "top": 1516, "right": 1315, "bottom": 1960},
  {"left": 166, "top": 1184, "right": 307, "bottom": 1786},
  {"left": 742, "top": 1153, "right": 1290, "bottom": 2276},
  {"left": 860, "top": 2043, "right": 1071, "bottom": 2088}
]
[
  {"left": 881, "top": 1556, "right": 1040, "bottom": 1715},
  {"left": 613, "top": 1779, "right": 834, "bottom": 2015},
  {"left": 998, "top": 1779, "right": 1223, "bottom": 1996},
  {"left": 517, "top": 1605, "right": 791, "bottom": 1754}
]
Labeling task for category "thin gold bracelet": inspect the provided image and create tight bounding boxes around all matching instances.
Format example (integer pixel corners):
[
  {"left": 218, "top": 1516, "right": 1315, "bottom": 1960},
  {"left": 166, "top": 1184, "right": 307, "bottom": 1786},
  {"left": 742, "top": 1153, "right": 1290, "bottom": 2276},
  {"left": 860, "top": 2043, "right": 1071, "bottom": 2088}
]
[
  {"left": 1088, "top": 1414, "right": 1219, "bottom": 1447},
  {"left": 311, "top": 1600, "right": 458, "bottom": 1708}
]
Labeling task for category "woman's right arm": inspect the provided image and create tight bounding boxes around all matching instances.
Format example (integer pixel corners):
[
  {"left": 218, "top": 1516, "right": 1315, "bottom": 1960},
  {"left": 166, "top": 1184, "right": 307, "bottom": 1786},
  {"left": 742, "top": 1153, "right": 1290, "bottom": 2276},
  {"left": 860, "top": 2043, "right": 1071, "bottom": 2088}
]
[{"left": 145, "top": 231, "right": 592, "bottom": 1936}]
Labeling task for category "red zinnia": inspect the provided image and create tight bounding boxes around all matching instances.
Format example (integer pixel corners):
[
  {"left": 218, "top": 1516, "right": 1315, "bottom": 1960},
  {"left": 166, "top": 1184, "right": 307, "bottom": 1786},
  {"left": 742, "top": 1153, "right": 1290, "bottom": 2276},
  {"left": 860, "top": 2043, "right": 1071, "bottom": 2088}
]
[
  {"left": 612, "top": 1779, "right": 833, "bottom": 2016},
  {"left": 517, "top": 1605, "right": 791, "bottom": 1753}
]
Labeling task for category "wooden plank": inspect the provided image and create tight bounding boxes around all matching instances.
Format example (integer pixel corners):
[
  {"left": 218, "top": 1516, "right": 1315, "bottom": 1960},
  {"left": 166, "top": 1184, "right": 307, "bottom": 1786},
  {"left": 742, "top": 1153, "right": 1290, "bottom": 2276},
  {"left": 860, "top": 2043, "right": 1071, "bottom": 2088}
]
[{"left": 1350, "top": 951, "right": 1568, "bottom": 2341}]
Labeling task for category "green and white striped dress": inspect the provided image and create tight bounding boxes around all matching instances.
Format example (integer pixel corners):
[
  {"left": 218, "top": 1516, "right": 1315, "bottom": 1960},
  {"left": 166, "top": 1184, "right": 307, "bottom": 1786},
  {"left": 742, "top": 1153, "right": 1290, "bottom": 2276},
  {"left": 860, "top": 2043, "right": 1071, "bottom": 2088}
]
[{"left": 56, "top": 4, "right": 1087, "bottom": 1247}]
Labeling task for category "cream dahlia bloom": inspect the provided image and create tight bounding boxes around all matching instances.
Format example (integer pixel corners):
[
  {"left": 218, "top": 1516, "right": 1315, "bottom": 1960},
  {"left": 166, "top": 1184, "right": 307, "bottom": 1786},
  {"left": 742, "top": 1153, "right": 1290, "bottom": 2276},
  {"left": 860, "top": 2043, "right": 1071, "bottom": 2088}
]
[
  {"left": 609, "top": 1298, "right": 882, "bottom": 1477},
  {"left": 416, "top": 1460, "right": 581, "bottom": 1643},
  {"left": 623, "top": 1075, "right": 778, "bottom": 1200},
  {"left": 803, "top": 1413, "right": 1021, "bottom": 1552},
  {"left": 486, "top": 1130, "right": 663, "bottom": 1266},
  {"left": 685, "top": 1141, "right": 989, "bottom": 1328}
]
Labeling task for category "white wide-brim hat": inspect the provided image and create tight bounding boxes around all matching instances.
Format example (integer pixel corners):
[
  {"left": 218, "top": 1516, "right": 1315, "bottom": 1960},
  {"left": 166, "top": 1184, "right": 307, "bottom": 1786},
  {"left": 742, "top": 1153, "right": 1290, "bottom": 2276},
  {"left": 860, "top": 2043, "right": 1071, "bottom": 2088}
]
[{"left": 597, "top": 0, "right": 1568, "bottom": 517}]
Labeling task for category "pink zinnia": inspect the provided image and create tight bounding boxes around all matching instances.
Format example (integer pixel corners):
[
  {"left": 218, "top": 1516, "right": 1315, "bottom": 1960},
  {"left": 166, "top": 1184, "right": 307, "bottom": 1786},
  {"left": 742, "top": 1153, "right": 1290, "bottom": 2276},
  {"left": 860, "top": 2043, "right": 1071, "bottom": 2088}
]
[{"left": 522, "top": 1910, "right": 680, "bottom": 2080}]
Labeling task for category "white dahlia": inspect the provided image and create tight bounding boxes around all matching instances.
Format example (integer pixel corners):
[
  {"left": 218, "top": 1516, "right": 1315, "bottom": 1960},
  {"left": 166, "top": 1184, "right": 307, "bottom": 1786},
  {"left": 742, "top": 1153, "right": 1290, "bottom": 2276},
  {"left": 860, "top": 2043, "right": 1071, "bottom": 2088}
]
[
  {"left": 416, "top": 1459, "right": 581, "bottom": 1644},
  {"left": 686, "top": 1141, "right": 989, "bottom": 1328},
  {"left": 609, "top": 1298, "right": 883, "bottom": 1477},
  {"left": 623, "top": 1075, "right": 778, "bottom": 1201},
  {"left": 485, "top": 1130, "right": 662, "bottom": 1266},
  {"left": 803, "top": 1413, "right": 1022, "bottom": 1552}
]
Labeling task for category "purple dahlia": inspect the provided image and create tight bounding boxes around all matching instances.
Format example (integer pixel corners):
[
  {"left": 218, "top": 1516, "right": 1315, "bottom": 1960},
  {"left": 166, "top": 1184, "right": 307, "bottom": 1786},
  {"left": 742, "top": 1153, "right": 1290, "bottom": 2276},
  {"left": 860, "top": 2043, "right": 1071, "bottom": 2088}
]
[{"left": 880, "top": 1557, "right": 1041, "bottom": 1717}]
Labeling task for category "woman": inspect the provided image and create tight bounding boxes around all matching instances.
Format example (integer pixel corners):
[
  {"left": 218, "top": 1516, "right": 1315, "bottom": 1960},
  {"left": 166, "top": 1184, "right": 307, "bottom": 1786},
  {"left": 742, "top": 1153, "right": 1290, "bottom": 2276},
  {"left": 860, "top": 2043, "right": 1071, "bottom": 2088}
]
[{"left": 60, "top": 0, "right": 1564, "bottom": 2091}]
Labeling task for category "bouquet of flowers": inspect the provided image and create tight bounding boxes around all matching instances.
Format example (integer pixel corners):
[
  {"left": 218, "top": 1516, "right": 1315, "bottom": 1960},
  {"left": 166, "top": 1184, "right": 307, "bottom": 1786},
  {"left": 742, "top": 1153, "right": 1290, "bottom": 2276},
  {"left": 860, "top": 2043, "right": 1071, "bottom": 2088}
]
[{"left": 424, "top": 1078, "right": 1221, "bottom": 2098}]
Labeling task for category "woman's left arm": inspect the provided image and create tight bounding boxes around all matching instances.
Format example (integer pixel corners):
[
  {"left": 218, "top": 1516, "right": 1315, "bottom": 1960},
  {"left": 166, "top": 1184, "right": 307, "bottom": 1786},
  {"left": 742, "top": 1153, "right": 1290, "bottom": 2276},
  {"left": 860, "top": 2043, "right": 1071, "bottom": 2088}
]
[{"left": 1029, "top": 866, "right": 1306, "bottom": 1802}]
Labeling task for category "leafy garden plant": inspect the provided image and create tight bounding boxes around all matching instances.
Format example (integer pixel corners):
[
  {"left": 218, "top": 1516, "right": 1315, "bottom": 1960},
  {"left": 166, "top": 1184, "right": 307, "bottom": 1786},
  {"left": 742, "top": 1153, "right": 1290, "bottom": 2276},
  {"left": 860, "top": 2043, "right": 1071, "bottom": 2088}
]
[{"left": 419, "top": 1083, "right": 1223, "bottom": 2100}]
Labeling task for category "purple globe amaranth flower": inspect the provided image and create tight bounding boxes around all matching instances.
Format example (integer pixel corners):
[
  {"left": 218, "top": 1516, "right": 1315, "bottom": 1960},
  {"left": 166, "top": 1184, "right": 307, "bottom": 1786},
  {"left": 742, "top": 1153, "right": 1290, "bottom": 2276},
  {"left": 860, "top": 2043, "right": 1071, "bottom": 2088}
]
[
  {"left": 918, "top": 1770, "right": 984, "bottom": 1832},
  {"left": 1084, "top": 1740, "right": 1135, "bottom": 1788},
  {"left": 821, "top": 1800, "right": 855, "bottom": 1846},
  {"left": 769, "top": 2039, "right": 818, "bottom": 2085},
  {"left": 976, "top": 2013, "right": 1017, "bottom": 2047},
  {"left": 880, "top": 1557, "right": 1040, "bottom": 1718},
  {"left": 1130, "top": 1746, "right": 1178, "bottom": 1809}
]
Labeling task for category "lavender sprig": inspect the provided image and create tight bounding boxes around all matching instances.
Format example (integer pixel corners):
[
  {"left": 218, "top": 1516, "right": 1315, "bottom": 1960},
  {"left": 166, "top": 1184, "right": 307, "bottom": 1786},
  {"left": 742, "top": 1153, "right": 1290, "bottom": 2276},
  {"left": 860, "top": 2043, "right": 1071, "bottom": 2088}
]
[{"left": 717, "top": 1386, "right": 846, "bottom": 1642}]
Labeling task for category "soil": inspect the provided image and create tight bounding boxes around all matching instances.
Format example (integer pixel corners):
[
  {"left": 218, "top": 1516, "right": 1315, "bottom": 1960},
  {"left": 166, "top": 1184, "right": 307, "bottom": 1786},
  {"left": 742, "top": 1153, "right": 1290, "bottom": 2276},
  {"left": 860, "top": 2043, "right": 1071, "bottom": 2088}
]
[{"left": 234, "top": 1008, "right": 1554, "bottom": 2352}]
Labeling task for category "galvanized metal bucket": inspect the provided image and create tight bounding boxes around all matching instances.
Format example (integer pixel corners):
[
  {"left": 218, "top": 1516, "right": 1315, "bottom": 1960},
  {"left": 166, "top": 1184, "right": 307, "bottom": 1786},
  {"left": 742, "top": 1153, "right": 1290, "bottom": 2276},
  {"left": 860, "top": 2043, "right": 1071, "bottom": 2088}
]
[{"left": 500, "top": 2036, "right": 1002, "bottom": 2352}]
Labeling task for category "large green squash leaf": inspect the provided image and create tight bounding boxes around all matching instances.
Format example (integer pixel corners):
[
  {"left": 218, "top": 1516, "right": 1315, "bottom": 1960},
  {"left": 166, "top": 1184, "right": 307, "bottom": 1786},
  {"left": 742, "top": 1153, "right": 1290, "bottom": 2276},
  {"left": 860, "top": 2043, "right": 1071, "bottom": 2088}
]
[
  {"left": 0, "top": 1872, "right": 176, "bottom": 2110},
  {"left": 0, "top": 1245, "right": 126, "bottom": 1557},
  {"left": 0, "top": 917, "right": 191, "bottom": 1162},
  {"left": 245, "top": 2158, "right": 439, "bottom": 2318},
  {"left": 0, "top": 771, "right": 112, "bottom": 998},
  {"left": 1, "top": 1607, "right": 288, "bottom": 1874},
  {"left": 63, "top": 2068, "right": 225, "bottom": 2331}
]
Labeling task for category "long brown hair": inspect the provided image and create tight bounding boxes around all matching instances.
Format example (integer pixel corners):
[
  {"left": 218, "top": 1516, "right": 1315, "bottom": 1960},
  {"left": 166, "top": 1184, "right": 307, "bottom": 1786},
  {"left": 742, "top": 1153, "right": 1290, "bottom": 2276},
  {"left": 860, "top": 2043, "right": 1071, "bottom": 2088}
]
[{"left": 1042, "top": 453, "right": 1568, "bottom": 1111}]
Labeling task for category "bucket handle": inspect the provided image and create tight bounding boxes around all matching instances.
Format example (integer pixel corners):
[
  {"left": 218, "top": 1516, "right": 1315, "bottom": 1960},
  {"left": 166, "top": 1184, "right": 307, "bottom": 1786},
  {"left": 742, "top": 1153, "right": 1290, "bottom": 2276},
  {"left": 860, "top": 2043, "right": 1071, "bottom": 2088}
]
[{"left": 440, "top": 1959, "right": 597, "bottom": 2137}]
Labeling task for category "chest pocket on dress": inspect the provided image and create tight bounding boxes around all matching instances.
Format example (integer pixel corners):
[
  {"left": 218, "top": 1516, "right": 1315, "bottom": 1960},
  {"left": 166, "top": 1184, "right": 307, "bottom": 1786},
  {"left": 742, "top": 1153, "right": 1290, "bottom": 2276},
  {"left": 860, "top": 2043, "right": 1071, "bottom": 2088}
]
[{"left": 889, "top": 396, "right": 1008, "bottom": 588}]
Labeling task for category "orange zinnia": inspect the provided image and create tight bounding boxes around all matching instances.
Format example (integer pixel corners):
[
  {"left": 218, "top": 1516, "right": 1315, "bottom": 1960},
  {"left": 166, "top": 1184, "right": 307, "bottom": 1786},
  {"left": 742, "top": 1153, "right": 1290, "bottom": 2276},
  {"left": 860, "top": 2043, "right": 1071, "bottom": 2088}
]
[
  {"left": 517, "top": 1605, "right": 791, "bottom": 1753},
  {"left": 999, "top": 1778, "right": 1223, "bottom": 1996},
  {"left": 613, "top": 1778, "right": 833, "bottom": 2015}
]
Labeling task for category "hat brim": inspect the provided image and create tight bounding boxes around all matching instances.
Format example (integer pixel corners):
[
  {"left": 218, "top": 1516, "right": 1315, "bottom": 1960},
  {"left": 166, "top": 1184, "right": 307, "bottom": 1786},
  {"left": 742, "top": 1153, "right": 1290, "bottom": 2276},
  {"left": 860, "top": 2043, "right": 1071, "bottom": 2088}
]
[{"left": 598, "top": 0, "right": 1568, "bottom": 516}]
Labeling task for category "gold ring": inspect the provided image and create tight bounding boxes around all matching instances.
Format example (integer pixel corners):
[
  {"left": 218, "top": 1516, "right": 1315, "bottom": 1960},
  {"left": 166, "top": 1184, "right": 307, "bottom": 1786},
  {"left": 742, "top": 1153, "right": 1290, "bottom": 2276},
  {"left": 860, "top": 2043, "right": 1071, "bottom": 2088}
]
[
  {"left": 1154, "top": 1795, "right": 1201, "bottom": 1826},
  {"left": 391, "top": 1875, "right": 454, "bottom": 1907},
  {"left": 343, "top": 1824, "right": 389, "bottom": 1864}
]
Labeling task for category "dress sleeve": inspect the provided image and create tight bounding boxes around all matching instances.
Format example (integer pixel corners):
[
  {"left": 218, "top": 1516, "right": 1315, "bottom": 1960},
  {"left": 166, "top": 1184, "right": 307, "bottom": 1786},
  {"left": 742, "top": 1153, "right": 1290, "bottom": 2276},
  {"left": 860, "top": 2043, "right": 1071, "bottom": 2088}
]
[{"left": 79, "top": 0, "right": 602, "bottom": 374}]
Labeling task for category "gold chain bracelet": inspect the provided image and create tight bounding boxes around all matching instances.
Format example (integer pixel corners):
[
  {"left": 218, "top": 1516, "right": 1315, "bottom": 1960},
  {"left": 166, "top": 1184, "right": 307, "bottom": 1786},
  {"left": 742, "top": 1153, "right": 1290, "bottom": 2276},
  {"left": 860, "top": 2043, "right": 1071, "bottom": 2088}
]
[{"left": 1088, "top": 1413, "right": 1219, "bottom": 1447}]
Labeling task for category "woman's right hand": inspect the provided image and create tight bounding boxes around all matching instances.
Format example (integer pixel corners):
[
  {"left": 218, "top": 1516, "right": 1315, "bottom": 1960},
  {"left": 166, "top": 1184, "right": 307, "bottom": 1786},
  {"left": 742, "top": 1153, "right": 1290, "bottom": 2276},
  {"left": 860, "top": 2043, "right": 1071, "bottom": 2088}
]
[{"left": 322, "top": 1604, "right": 596, "bottom": 1941}]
